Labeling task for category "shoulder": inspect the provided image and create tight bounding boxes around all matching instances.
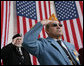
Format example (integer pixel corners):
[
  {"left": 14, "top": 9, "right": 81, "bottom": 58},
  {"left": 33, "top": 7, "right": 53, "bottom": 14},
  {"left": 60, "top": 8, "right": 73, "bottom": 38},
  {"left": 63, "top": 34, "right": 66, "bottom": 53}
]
[
  {"left": 63, "top": 41, "right": 75, "bottom": 49},
  {"left": 1, "top": 43, "right": 13, "bottom": 57},
  {"left": 38, "top": 38, "right": 48, "bottom": 43},
  {"left": 1, "top": 43, "right": 14, "bottom": 51}
]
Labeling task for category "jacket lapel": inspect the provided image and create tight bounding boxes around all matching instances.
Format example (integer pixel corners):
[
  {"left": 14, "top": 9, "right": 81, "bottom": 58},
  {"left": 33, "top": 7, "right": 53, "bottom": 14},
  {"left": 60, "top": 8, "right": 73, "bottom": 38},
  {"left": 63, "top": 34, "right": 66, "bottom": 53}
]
[
  {"left": 63, "top": 41, "right": 80, "bottom": 65},
  {"left": 46, "top": 37, "right": 72, "bottom": 65}
]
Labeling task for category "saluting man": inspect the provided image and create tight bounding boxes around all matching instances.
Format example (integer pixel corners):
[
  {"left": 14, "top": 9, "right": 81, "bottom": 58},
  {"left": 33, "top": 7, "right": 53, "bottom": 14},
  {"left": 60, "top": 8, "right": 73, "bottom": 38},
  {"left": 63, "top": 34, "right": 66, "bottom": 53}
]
[
  {"left": 1, "top": 34, "right": 32, "bottom": 65},
  {"left": 23, "top": 14, "right": 80, "bottom": 65}
]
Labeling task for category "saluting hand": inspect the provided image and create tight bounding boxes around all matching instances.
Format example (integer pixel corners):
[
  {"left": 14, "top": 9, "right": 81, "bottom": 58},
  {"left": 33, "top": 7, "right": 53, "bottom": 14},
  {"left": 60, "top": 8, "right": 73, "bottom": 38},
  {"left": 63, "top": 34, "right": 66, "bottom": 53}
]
[
  {"left": 12, "top": 38, "right": 17, "bottom": 44},
  {"left": 40, "top": 20, "right": 53, "bottom": 26}
]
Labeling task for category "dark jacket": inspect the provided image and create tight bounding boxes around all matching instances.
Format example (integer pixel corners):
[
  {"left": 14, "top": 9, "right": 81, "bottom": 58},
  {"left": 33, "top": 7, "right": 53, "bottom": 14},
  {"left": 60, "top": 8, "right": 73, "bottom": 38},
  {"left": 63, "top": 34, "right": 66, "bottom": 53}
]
[{"left": 1, "top": 43, "right": 32, "bottom": 65}]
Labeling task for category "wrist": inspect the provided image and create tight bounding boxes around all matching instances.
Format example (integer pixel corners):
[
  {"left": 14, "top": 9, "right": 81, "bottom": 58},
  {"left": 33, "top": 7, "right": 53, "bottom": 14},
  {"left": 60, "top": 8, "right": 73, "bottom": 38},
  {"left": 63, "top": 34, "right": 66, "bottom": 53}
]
[{"left": 40, "top": 21, "right": 44, "bottom": 25}]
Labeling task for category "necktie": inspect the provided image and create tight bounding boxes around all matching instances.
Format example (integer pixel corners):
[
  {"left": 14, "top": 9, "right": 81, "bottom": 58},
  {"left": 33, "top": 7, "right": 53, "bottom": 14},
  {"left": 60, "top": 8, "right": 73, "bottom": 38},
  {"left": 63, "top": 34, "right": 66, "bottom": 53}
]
[
  {"left": 19, "top": 47, "right": 23, "bottom": 55},
  {"left": 57, "top": 40, "right": 69, "bottom": 56},
  {"left": 57, "top": 40, "right": 74, "bottom": 65},
  {"left": 57, "top": 40, "right": 69, "bottom": 55},
  {"left": 16, "top": 47, "right": 24, "bottom": 60}
]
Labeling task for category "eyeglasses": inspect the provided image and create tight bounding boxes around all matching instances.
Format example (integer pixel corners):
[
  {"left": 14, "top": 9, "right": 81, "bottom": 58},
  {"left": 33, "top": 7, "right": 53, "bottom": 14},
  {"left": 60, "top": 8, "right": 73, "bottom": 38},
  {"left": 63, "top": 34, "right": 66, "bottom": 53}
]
[
  {"left": 17, "top": 39, "right": 22, "bottom": 40},
  {"left": 51, "top": 23, "right": 63, "bottom": 27}
]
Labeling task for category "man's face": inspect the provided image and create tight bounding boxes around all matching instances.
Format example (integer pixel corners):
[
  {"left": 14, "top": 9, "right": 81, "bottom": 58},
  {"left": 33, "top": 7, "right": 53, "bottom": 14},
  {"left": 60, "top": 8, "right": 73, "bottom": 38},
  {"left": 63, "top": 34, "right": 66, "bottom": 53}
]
[
  {"left": 46, "top": 21, "right": 63, "bottom": 38},
  {"left": 13, "top": 37, "right": 23, "bottom": 46}
]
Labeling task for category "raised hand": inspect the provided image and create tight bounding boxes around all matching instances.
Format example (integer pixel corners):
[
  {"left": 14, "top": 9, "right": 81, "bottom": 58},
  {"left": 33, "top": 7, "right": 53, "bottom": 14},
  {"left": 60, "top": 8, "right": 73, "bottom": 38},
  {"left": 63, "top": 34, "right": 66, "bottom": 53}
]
[
  {"left": 12, "top": 38, "right": 17, "bottom": 44},
  {"left": 40, "top": 19, "right": 53, "bottom": 26}
]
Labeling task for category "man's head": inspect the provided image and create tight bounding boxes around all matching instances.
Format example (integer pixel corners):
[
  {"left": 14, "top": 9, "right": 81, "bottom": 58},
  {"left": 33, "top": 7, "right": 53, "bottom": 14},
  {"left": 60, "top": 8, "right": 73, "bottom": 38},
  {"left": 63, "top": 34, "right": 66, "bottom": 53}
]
[
  {"left": 12, "top": 34, "right": 23, "bottom": 47},
  {"left": 45, "top": 14, "right": 63, "bottom": 39}
]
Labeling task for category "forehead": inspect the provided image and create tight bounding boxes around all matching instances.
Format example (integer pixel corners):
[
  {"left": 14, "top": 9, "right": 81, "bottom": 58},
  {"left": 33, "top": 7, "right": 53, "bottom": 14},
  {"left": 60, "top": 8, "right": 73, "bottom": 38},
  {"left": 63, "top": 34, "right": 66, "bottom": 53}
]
[{"left": 16, "top": 37, "right": 22, "bottom": 39}]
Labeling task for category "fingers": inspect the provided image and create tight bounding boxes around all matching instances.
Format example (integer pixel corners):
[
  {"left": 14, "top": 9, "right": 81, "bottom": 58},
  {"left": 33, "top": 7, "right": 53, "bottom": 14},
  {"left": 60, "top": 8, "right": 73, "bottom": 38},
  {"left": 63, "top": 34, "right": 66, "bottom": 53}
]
[
  {"left": 12, "top": 38, "right": 17, "bottom": 44},
  {"left": 41, "top": 20, "right": 53, "bottom": 25},
  {"left": 43, "top": 20, "right": 52, "bottom": 22}
]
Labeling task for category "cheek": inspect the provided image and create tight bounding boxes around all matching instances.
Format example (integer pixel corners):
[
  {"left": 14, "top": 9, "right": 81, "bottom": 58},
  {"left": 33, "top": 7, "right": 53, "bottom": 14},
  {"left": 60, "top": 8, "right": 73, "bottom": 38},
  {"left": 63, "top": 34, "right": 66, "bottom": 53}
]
[
  {"left": 51, "top": 28, "right": 57, "bottom": 31},
  {"left": 49, "top": 28, "right": 53, "bottom": 32},
  {"left": 49, "top": 28, "right": 56, "bottom": 33},
  {"left": 17, "top": 40, "right": 21, "bottom": 43}
]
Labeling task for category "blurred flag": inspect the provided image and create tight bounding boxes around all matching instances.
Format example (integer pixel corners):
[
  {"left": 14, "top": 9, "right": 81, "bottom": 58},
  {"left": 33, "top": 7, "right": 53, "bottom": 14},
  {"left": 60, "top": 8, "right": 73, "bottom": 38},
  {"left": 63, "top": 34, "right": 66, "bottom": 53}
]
[
  {"left": 1, "top": 1, "right": 11, "bottom": 49},
  {"left": 54, "top": 1, "right": 83, "bottom": 51},
  {"left": 16, "top": 1, "right": 51, "bottom": 65},
  {"left": 1, "top": 1, "right": 11, "bottom": 65}
]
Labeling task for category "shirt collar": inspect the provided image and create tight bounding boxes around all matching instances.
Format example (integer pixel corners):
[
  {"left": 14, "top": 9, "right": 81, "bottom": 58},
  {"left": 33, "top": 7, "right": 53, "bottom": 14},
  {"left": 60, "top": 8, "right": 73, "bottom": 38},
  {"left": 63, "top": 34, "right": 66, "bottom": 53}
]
[{"left": 54, "top": 38, "right": 62, "bottom": 41}]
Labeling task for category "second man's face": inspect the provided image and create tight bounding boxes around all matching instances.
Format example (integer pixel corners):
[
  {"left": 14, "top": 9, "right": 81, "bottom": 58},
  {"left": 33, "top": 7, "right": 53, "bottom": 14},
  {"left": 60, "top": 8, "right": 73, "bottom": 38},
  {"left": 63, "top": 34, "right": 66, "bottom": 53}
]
[
  {"left": 13, "top": 37, "right": 23, "bottom": 46},
  {"left": 16, "top": 37, "right": 23, "bottom": 44}
]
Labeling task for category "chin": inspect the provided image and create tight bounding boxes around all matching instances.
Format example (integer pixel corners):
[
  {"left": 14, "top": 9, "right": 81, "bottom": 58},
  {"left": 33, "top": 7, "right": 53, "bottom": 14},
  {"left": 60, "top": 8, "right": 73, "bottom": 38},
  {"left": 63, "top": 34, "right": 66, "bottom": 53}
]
[
  {"left": 57, "top": 32, "right": 63, "bottom": 35},
  {"left": 55, "top": 34, "right": 63, "bottom": 37},
  {"left": 16, "top": 45, "right": 22, "bottom": 47}
]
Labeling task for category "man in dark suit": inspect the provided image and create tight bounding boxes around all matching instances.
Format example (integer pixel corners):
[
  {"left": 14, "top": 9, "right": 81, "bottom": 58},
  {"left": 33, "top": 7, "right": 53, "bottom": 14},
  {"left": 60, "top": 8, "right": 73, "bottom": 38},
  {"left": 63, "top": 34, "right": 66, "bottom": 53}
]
[{"left": 1, "top": 34, "right": 32, "bottom": 65}]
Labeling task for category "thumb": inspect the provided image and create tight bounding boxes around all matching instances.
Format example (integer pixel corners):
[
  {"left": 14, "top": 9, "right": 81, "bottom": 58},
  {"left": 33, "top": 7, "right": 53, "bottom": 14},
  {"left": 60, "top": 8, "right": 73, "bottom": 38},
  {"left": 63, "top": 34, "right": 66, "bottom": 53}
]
[{"left": 12, "top": 38, "right": 17, "bottom": 44}]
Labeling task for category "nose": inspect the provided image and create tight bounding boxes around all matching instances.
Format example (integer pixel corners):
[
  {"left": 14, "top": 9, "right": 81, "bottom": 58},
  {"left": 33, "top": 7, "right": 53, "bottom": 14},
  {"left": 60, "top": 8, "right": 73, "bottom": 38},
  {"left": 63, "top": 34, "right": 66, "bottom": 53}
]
[
  {"left": 56, "top": 25, "right": 60, "bottom": 29},
  {"left": 18, "top": 40, "right": 21, "bottom": 42}
]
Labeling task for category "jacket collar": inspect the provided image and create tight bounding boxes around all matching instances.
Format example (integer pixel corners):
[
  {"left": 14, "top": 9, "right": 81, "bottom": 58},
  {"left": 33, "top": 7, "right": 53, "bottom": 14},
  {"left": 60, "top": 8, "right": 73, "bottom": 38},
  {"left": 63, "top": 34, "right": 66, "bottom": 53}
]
[
  {"left": 46, "top": 37, "right": 72, "bottom": 65},
  {"left": 46, "top": 37, "right": 80, "bottom": 65}
]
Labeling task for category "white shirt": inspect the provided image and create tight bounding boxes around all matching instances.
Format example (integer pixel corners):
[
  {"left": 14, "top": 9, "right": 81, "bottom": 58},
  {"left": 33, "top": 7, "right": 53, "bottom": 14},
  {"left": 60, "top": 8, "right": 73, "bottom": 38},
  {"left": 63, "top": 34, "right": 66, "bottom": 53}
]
[
  {"left": 54, "top": 39, "right": 68, "bottom": 51},
  {"left": 18, "top": 47, "right": 23, "bottom": 55}
]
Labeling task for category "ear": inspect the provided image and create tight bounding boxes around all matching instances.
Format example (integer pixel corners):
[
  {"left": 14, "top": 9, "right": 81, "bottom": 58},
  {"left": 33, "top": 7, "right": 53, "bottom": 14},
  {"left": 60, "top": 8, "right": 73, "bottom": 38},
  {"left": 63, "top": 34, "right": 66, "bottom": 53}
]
[{"left": 45, "top": 26, "right": 49, "bottom": 34}]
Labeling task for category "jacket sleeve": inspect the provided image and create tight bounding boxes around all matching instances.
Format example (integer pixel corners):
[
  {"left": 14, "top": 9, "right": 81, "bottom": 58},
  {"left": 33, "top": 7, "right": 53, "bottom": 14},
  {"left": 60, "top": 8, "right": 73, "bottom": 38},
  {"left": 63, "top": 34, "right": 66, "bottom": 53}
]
[{"left": 23, "top": 22, "right": 44, "bottom": 57}]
